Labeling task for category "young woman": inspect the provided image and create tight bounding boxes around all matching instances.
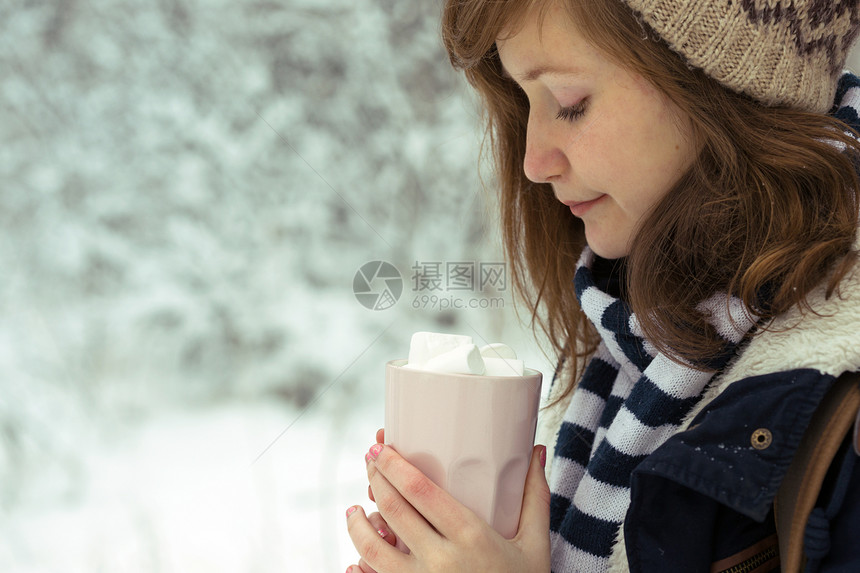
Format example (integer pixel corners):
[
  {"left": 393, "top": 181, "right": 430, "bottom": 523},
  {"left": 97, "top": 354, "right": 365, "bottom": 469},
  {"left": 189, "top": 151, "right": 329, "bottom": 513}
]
[{"left": 346, "top": 1, "right": 860, "bottom": 571}]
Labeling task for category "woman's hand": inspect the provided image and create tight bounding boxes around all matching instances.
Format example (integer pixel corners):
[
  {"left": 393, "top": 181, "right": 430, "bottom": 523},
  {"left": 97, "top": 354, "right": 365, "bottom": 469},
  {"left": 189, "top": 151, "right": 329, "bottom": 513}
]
[{"left": 345, "top": 436, "right": 551, "bottom": 573}]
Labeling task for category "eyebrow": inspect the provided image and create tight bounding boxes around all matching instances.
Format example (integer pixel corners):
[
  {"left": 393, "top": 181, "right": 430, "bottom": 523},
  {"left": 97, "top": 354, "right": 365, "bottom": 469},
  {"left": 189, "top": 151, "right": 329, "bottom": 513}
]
[{"left": 500, "top": 63, "right": 583, "bottom": 83}]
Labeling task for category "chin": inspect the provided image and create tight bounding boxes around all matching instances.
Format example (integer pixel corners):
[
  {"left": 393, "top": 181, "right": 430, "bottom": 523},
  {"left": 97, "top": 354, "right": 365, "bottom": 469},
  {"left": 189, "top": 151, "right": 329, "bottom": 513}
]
[
  {"left": 586, "top": 237, "right": 630, "bottom": 260},
  {"left": 583, "top": 219, "right": 635, "bottom": 259}
]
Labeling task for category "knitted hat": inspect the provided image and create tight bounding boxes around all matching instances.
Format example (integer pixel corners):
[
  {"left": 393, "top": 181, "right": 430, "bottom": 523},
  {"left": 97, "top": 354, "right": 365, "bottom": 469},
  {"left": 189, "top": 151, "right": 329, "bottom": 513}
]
[{"left": 621, "top": 0, "right": 860, "bottom": 112}]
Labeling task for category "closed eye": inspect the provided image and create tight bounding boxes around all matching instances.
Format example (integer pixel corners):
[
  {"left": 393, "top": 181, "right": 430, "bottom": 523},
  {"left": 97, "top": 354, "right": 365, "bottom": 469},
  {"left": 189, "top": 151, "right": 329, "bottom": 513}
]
[{"left": 556, "top": 99, "right": 588, "bottom": 122}]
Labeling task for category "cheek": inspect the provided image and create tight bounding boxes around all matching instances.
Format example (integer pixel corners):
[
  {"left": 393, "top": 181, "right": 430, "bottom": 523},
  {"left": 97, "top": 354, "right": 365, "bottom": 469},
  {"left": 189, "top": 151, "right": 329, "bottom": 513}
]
[
  {"left": 575, "top": 120, "right": 647, "bottom": 197},
  {"left": 567, "top": 89, "right": 692, "bottom": 212},
  {"left": 611, "top": 117, "right": 690, "bottom": 203}
]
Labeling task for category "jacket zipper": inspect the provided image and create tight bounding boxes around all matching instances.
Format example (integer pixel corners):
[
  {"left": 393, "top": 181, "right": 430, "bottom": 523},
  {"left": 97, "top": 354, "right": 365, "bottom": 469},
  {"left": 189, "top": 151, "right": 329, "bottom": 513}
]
[{"left": 714, "top": 543, "right": 779, "bottom": 573}]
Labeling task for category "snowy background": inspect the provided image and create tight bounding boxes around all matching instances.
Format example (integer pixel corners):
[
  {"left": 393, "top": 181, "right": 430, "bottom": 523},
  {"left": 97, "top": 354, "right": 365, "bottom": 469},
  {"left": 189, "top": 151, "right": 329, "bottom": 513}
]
[
  {"left": 0, "top": 1, "right": 557, "bottom": 572},
  {"left": 2, "top": 1, "right": 859, "bottom": 572}
]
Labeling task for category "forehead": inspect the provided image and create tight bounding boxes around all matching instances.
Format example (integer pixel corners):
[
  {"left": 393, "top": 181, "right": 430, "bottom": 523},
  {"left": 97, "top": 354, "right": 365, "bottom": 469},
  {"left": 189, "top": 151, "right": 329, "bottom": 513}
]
[
  {"left": 496, "top": 1, "right": 563, "bottom": 51},
  {"left": 495, "top": 4, "right": 596, "bottom": 80}
]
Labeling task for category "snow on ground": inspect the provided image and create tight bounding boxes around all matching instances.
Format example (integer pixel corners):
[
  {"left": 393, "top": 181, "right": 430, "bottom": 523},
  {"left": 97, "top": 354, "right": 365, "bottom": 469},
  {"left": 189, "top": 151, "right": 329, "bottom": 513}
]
[{"left": 0, "top": 399, "right": 384, "bottom": 573}]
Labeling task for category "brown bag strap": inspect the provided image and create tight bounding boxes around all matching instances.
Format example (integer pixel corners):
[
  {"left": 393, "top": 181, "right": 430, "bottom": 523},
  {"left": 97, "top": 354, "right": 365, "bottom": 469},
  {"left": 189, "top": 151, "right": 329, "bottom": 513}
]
[{"left": 775, "top": 370, "right": 860, "bottom": 572}]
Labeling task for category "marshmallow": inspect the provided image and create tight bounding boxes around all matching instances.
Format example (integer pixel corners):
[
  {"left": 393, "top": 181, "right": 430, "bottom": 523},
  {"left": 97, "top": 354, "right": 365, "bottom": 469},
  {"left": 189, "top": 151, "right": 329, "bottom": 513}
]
[
  {"left": 407, "top": 331, "right": 473, "bottom": 368},
  {"left": 479, "top": 343, "right": 517, "bottom": 361},
  {"left": 422, "top": 344, "right": 485, "bottom": 375},
  {"left": 483, "top": 357, "right": 525, "bottom": 377},
  {"left": 404, "top": 331, "right": 526, "bottom": 376}
]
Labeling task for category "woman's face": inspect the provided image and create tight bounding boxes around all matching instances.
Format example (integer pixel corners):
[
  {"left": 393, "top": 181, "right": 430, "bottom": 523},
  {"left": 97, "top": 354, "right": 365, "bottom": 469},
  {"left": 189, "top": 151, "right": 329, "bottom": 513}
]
[{"left": 496, "top": 4, "right": 698, "bottom": 259}]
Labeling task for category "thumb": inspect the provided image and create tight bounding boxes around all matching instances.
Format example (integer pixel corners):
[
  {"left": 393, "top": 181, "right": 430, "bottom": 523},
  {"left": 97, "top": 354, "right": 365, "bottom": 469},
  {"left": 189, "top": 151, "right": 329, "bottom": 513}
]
[{"left": 516, "top": 445, "right": 551, "bottom": 543}]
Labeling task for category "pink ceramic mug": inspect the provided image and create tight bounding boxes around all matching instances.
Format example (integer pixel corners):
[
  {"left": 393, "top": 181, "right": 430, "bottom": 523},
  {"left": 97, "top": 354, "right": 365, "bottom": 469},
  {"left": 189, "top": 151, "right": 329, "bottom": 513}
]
[{"left": 384, "top": 359, "right": 543, "bottom": 539}]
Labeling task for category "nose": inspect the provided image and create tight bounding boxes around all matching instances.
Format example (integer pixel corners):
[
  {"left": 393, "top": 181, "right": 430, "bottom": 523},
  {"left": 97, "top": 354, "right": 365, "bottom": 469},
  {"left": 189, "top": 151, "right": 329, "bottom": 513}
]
[{"left": 523, "top": 113, "right": 567, "bottom": 183}]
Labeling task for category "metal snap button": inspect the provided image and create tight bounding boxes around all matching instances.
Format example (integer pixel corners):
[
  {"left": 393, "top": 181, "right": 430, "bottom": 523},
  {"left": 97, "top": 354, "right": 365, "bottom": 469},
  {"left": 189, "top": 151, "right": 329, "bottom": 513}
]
[{"left": 751, "top": 428, "right": 773, "bottom": 450}]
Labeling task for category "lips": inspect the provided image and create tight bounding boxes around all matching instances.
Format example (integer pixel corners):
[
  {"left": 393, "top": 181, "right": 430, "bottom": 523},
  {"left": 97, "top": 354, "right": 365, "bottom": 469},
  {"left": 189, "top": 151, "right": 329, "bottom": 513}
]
[{"left": 563, "top": 194, "right": 606, "bottom": 217}]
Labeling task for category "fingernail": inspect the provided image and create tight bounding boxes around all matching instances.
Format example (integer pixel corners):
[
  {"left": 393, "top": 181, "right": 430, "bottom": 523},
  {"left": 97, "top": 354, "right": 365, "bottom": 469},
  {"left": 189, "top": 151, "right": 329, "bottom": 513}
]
[
  {"left": 365, "top": 452, "right": 373, "bottom": 464},
  {"left": 540, "top": 445, "right": 547, "bottom": 468},
  {"left": 346, "top": 506, "right": 358, "bottom": 518},
  {"left": 368, "top": 443, "right": 383, "bottom": 460},
  {"left": 377, "top": 528, "right": 389, "bottom": 539}
]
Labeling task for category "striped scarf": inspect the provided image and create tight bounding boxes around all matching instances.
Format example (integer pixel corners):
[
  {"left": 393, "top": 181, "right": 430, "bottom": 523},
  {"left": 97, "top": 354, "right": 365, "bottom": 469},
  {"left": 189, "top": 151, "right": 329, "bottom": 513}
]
[{"left": 549, "top": 247, "right": 756, "bottom": 573}]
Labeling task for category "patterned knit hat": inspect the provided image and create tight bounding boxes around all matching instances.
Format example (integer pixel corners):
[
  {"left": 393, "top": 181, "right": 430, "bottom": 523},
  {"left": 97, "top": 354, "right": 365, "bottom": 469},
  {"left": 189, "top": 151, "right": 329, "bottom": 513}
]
[{"left": 621, "top": 0, "right": 860, "bottom": 112}]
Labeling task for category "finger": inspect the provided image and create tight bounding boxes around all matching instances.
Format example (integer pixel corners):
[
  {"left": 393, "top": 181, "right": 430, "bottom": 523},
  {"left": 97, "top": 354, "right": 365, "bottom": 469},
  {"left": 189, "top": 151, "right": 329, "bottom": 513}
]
[
  {"left": 393, "top": 533, "right": 411, "bottom": 555},
  {"left": 515, "top": 445, "right": 551, "bottom": 549},
  {"left": 376, "top": 428, "right": 385, "bottom": 444},
  {"left": 358, "top": 558, "right": 377, "bottom": 573},
  {"left": 368, "top": 443, "right": 483, "bottom": 540},
  {"left": 346, "top": 505, "right": 412, "bottom": 573},
  {"left": 366, "top": 453, "right": 442, "bottom": 554},
  {"left": 366, "top": 511, "right": 398, "bottom": 548}
]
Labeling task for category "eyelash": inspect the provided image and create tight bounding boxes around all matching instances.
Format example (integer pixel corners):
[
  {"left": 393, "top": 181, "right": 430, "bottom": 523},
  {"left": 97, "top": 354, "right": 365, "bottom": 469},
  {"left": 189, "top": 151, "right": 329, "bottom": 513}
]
[{"left": 556, "top": 99, "right": 588, "bottom": 122}]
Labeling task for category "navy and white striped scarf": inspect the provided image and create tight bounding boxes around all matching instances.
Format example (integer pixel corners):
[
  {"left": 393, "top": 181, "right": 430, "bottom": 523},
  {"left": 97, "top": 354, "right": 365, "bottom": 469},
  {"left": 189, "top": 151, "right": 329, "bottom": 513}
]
[{"left": 549, "top": 247, "right": 755, "bottom": 572}]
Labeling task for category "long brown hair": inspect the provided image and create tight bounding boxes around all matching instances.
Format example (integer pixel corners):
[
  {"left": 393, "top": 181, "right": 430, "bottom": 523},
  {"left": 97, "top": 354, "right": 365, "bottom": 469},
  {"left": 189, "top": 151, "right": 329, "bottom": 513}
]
[{"left": 442, "top": 0, "right": 860, "bottom": 403}]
